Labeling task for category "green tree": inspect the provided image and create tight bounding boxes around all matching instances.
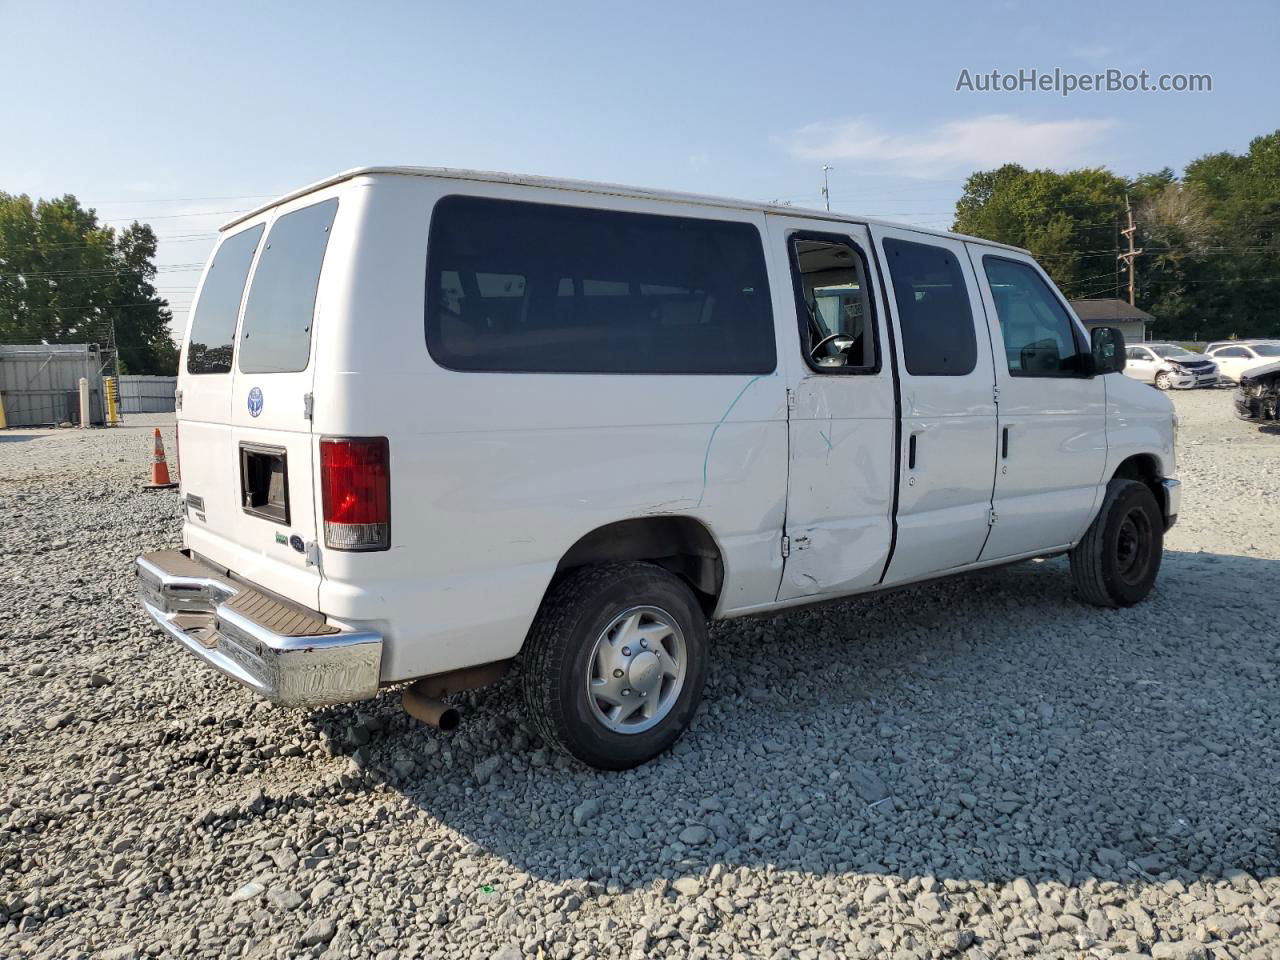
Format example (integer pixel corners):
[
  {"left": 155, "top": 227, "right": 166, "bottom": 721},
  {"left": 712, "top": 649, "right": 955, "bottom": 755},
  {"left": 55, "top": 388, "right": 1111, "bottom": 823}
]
[
  {"left": 1179, "top": 130, "right": 1280, "bottom": 339},
  {"left": 951, "top": 131, "right": 1280, "bottom": 340},
  {"left": 952, "top": 164, "right": 1128, "bottom": 298},
  {"left": 0, "top": 192, "right": 177, "bottom": 373}
]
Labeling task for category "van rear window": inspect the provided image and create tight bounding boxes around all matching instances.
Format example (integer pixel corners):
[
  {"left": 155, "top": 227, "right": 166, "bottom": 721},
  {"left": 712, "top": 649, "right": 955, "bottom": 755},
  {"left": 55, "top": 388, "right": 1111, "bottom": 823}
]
[
  {"left": 237, "top": 198, "right": 338, "bottom": 375},
  {"left": 186, "top": 225, "right": 263, "bottom": 375},
  {"left": 425, "top": 196, "right": 775, "bottom": 374}
]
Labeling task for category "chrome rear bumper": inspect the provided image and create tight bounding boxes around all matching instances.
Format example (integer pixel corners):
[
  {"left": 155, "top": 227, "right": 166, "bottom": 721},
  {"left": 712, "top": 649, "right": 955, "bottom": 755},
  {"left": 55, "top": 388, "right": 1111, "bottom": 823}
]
[{"left": 136, "top": 550, "right": 382, "bottom": 708}]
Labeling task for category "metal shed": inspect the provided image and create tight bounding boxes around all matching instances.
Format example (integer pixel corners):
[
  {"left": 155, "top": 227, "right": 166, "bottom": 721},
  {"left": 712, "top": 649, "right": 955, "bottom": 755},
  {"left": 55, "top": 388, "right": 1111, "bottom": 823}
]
[{"left": 0, "top": 344, "right": 106, "bottom": 427}]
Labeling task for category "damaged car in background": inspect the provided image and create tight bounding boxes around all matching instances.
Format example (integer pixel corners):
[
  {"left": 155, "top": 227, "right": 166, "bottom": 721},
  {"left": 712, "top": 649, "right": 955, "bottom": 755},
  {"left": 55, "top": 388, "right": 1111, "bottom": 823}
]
[{"left": 1235, "top": 360, "right": 1280, "bottom": 422}]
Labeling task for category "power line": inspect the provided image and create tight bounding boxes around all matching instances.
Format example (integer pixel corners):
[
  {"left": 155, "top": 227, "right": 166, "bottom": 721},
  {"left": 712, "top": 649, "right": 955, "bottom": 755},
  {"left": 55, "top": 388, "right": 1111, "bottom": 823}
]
[
  {"left": 5, "top": 263, "right": 205, "bottom": 280},
  {"left": 98, "top": 208, "right": 250, "bottom": 223},
  {"left": 85, "top": 193, "right": 277, "bottom": 206}
]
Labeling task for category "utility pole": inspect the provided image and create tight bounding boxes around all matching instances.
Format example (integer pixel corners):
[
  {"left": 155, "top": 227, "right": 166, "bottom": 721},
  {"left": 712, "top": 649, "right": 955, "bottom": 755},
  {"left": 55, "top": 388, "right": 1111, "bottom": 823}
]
[
  {"left": 821, "top": 165, "right": 833, "bottom": 212},
  {"left": 1118, "top": 194, "right": 1143, "bottom": 307}
]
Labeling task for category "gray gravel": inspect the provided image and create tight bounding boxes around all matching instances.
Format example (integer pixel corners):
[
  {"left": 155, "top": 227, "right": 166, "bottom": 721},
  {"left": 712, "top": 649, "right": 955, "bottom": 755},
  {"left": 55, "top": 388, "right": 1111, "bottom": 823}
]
[{"left": 2, "top": 395, "right": 1279, "bottom": 960}]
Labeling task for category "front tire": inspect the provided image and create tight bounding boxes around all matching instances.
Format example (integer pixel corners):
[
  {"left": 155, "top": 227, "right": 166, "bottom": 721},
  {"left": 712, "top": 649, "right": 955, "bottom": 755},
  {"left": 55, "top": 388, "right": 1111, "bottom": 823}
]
[
  {"left": 1154, "top": 370, "right": 1173, "bottom": 390},
  {"left": 521, "top": 562, "right": 709, "bottom": 770},
  {"left": 1069, "top": 479, "right": 1164, "bottom": 607}
]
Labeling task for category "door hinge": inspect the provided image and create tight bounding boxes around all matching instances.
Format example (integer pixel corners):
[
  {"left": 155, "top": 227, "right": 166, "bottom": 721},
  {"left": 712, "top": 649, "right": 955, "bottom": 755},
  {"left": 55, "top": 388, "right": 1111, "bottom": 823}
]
[
  {"left": 988, "top": 509, "right": 999, "bottom": 526},
  {"left": 781, "top": 535, "right": 790, "bottom": 558},
  {"left": 303, "top": 392, "right": 314, "bottom": 420},
  {"left": 786, "top": 388, "right": 797, "bottom": 412},
  {"left": 174, "top": 388, "right": 183, "bottom": 411},
  {"left": 992, "top": 385, "right": 1000, "bottom": 404}
]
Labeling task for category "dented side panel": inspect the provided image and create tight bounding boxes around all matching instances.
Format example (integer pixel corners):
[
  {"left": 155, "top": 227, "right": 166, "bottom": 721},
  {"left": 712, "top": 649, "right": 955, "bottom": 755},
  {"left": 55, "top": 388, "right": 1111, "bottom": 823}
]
[{"left": 315, "top": 177, "right": 789, "bottom": 682}]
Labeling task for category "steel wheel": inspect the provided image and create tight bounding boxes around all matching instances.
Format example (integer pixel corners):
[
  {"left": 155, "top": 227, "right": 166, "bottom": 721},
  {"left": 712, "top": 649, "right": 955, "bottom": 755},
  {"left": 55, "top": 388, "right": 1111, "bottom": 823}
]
[
  {"left": 586, "top": 605, "right": 686, "bottom": 734},
  {"left": 1114, "top": 506, "right": 1154, "bottom": 586},
  {"left": 1070, "top": 478, "right": 1164, "bottom": 608}
]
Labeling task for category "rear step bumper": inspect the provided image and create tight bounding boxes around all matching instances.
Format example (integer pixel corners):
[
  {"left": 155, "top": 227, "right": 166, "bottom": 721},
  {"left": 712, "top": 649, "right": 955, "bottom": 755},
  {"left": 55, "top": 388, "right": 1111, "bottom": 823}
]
[{"left": 136, "top": 549, "right": 382, "bottom": 708}]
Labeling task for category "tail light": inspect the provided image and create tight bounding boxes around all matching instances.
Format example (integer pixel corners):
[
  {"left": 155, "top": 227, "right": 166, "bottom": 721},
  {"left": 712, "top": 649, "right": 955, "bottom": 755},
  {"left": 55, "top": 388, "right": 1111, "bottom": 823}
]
[{"left": 319, "top": 437, "right": 390, "bottom": 551}]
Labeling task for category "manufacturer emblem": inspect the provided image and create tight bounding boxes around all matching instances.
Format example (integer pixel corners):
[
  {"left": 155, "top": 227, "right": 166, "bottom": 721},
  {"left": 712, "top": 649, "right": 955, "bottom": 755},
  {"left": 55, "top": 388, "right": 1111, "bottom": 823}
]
[
  {"left": 289, "top": 535, "right": 305, "bottom": 553},
  {"left": 247, "top": 387, "right": 263, "bottom": 417}
]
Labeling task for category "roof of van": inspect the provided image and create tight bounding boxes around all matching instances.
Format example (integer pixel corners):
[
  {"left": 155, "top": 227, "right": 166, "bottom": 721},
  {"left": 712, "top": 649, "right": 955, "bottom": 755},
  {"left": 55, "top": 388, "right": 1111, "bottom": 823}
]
[{"left": 221, "top": 165, "right": 1029, "bottom": 254}]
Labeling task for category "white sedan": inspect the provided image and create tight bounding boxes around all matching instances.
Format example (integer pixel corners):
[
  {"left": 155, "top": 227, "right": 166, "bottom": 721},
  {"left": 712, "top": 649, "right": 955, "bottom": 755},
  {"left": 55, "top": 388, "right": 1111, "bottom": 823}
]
[
  {"left": 1207, "top": 341, "right": 1280, "bottom": 383},
  {"left": 1124, "top": 343, "right": 1219, "bottom": 390}
]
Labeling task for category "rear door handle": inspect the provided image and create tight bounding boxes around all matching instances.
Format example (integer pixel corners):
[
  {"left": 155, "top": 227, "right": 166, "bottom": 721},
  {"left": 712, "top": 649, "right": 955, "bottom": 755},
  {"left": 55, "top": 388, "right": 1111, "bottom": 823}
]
[
  {"left": 1002, "top": 426, "right": 1010, "bottom": 459},
  {"left": 908, "top": 433, "right": 918, "bottom": 470}
]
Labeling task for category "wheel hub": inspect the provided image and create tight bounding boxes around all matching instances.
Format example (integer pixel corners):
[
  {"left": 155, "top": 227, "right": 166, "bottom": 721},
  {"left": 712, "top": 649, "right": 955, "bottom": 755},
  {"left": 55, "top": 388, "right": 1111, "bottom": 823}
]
[
  {"left": 1115, "top": 507, "right": 1152, "bottom": 584},
  {"left": 586, "top": 605, "right": 687, "bottom": 734},
  {"left": 627, "top": 650, "right": 661, "bottom": 691}
]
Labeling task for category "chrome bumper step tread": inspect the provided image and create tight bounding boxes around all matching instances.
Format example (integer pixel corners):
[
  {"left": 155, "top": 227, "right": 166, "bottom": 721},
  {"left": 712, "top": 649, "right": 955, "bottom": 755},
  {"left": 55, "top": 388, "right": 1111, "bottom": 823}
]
[{"left": 224, "top": 588, "right": 340, "bottom": 638}]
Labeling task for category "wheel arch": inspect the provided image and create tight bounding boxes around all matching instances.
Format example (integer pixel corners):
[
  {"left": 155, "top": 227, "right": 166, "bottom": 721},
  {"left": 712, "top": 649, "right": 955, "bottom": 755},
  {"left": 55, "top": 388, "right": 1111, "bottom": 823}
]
[
  {"left": 552, "top": 516, "right": 725, "bottom": 617},
  {"left": 1111, "top": 453, "right": 1168, "bottom": 514}
]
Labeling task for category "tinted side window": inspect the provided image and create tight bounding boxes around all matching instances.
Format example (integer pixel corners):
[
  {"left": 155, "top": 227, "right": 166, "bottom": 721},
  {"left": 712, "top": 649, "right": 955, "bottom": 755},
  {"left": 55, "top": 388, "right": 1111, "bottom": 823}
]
[
  {"left": 186, "top": 225, "right": 263, "bottom": 375},
  {"left": 983, "top": 257, "right": 1083, "bottom": 376},
  {"left": 425, "top": 196, "right": 775, "bottom": 374},
  {"left": 238, "top": 198, "right": 338, "bottom": 375},
  {"left": 883, "top": 238, "right": 977, "bottom": 376}
]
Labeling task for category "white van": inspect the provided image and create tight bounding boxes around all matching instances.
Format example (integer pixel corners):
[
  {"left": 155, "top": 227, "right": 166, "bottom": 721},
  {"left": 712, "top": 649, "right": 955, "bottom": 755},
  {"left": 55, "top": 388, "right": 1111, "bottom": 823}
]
[{"left": 137, "top": 167, "right": 1179, "bottom": 769}]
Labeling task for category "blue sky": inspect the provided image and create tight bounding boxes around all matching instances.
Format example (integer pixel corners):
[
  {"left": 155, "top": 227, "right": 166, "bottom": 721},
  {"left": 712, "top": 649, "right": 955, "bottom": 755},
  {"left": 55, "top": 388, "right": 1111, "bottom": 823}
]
[{"left": 3, "top": 0, "right": 1277, "bottom": 335}]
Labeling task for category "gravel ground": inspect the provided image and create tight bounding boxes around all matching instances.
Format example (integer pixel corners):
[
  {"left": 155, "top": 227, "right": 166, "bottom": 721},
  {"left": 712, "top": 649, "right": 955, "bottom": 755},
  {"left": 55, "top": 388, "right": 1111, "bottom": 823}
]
[{"left": 1, "top": 394, "right": 1278, "bottom": 960}]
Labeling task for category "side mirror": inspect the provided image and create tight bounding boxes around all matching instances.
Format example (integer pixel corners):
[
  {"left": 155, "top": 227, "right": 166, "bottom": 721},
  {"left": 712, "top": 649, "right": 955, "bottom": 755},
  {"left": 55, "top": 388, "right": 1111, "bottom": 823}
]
[{"left": 1089, "top": 326, "right": 1126, "bottom": 375}]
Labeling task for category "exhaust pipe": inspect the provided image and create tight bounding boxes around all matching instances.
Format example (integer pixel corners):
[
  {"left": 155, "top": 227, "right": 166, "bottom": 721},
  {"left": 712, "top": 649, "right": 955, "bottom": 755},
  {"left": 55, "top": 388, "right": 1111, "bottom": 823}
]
[
  {"left": 402, "top": 686, "right": 460, "bottom": 733},
  {"left": 400, "top": 660, "right": 511, "bottom": 734}
]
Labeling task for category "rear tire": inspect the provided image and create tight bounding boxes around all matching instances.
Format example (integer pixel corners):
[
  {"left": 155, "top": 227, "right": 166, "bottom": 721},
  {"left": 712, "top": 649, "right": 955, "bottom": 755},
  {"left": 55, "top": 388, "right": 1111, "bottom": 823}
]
[
  {"left": 521, "top": 562, "right": 708, "bottom": 770},
  {"left": 1069, "top": 479, "right": 1164, "bottom": 607}
]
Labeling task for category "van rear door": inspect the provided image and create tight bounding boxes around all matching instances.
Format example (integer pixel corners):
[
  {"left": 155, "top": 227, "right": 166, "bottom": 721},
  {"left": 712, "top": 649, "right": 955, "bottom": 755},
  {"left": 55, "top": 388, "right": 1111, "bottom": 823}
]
[
  {"left": 201, "top": 197, "right": 338, "bottom": 608},
  {"left": 179, "top": 223, "right": 264, "bottom": 577}
]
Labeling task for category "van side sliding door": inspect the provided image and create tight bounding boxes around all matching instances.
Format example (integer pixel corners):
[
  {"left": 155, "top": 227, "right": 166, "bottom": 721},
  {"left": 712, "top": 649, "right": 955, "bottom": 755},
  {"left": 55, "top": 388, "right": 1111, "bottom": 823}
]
[
  {"left": 871, "top": 226, "right": 999, "bottom": 585},
  {"left": 767, "top": 217, "right": 895, "bottom": 600}
]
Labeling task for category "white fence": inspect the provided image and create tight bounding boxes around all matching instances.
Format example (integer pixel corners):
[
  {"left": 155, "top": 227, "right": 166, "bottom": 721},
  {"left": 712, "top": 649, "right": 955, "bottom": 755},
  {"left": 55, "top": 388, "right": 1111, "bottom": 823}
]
[{"left": 118, "top": 375, "right": 177, "bottom": 414}]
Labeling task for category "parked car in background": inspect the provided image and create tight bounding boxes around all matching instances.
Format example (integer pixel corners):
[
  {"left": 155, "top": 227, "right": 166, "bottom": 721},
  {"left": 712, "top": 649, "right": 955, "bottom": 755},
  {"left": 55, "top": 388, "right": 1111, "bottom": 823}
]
[
  {"left": 136, "top": 166, "right": 1178, "bottom": 770},
  {"left": 1124, "top": 343, "right": 1219, "bottom": 389},
  {"left": 1206, "top": 341, "right": 1280, "bottom": 383},
  {"left": 1235, "top": 360, "right": 1280, "bottom": 423},
  {"left": 1205, "top": 338, "right": 1277, "bottom": 354}
]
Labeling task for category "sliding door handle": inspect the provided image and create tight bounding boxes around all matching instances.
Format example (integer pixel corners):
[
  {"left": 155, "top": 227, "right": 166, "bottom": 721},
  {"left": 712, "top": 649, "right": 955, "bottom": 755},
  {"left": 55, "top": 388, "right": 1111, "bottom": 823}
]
[
  {"left": 1001, "top": 426, "right": 1010, "bottom": 459},
  {"left": 908, "top": 433, "right": 917, "bottom": 470}
]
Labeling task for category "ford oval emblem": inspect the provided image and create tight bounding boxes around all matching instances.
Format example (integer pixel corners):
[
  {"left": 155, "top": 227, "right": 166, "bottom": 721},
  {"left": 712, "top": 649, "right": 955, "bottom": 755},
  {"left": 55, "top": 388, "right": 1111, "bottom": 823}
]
[
  {"left": 247, "top": 387, "right": 263, "bottom": 417},
  {"left": 289, "top": 534, "right": 305, "bottom": 553}
]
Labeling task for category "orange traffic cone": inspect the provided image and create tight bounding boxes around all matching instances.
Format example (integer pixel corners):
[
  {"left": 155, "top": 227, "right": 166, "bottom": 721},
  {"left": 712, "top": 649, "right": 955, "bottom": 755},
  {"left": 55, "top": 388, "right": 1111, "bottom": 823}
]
[{"left": 143, "top": 428, "right": 178, "bottom": 490}]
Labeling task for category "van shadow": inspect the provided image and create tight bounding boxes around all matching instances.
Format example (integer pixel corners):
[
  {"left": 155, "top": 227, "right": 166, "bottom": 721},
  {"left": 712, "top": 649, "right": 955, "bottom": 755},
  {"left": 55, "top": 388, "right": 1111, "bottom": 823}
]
[{"left": 307, "top": 548, "right": 1280, "bottom": 892}]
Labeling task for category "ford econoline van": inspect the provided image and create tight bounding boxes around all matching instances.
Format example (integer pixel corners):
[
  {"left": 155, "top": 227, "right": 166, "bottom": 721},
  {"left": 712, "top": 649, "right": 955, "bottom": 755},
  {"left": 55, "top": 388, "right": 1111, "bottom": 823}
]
[{"left": 137, "top": 167, "right": 1179, "bottom": 769}]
